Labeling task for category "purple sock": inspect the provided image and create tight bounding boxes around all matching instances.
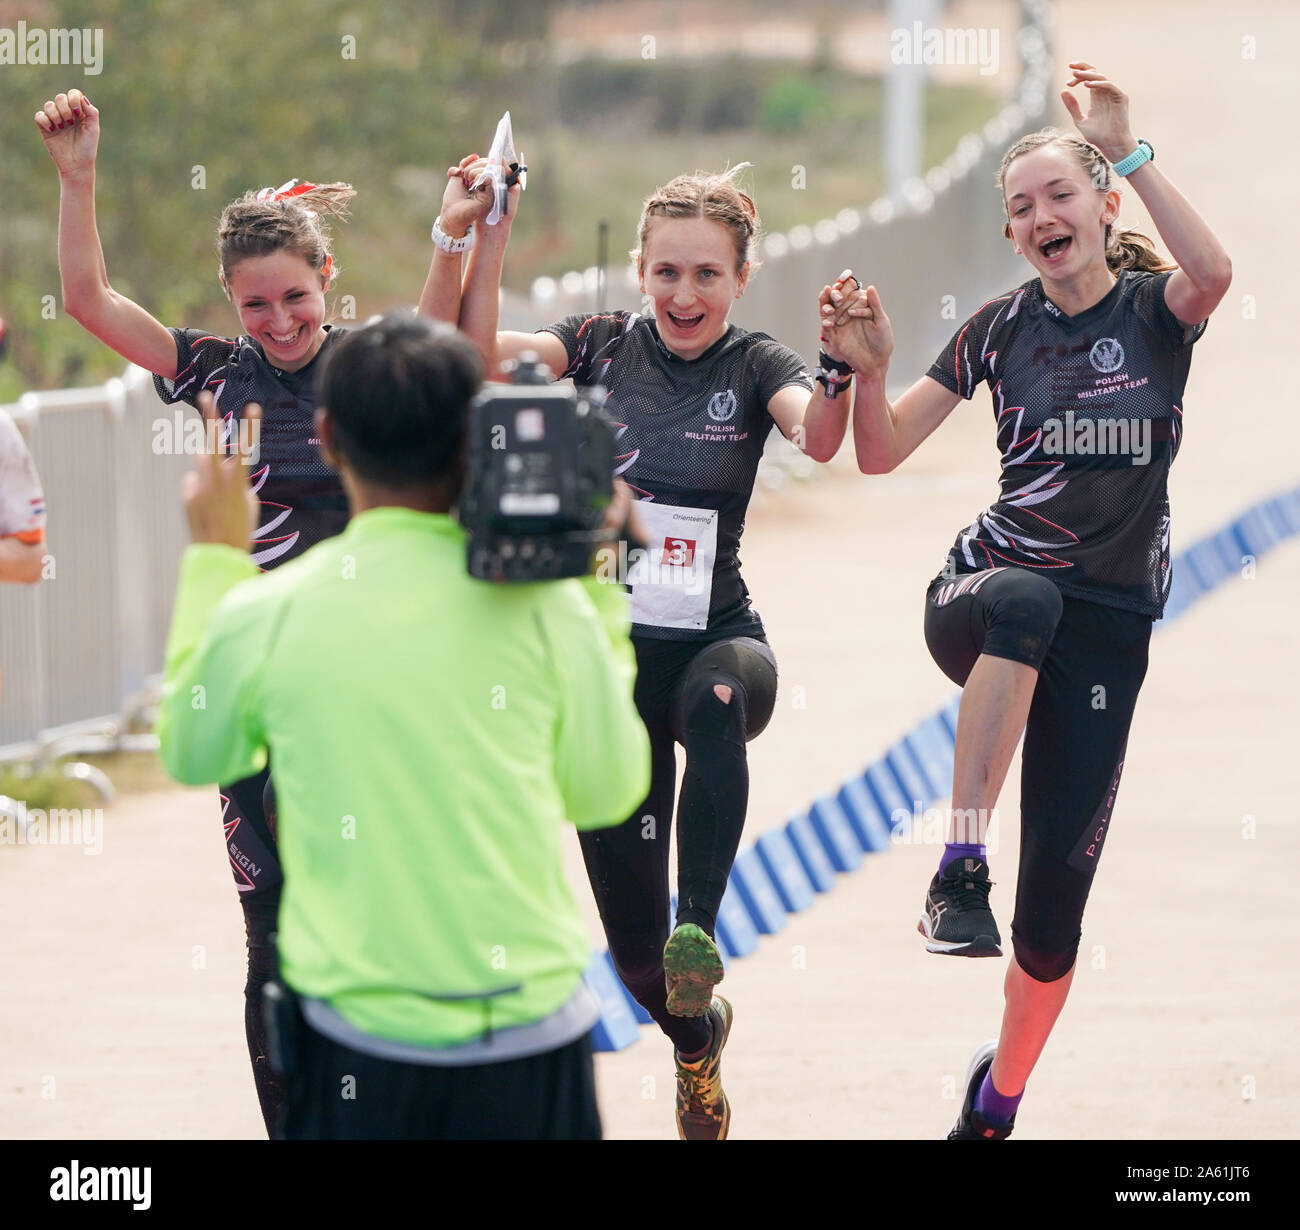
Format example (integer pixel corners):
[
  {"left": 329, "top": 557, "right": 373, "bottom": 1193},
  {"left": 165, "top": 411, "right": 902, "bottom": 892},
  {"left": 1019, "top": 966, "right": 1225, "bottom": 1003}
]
[
  {"left": 974, "top": 1070, "right": 1023, "bottom": 1125},
  {"left": 939, "top": 842, "right": 986, "bottom": 874}
]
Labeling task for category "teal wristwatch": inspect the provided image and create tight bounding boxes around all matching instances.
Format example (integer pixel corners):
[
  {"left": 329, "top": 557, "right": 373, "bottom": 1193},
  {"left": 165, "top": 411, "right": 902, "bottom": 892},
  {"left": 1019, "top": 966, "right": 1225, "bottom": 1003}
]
[{"left": 1112, "top": 140, "right": 1154, "bottom": 177}]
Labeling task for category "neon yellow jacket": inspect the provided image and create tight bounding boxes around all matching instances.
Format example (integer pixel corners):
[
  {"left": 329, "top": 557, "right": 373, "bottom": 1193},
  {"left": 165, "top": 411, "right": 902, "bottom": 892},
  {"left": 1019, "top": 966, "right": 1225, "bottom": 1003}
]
[{"left": 158, "top": 507, "right": 649, "bottom": 1047}]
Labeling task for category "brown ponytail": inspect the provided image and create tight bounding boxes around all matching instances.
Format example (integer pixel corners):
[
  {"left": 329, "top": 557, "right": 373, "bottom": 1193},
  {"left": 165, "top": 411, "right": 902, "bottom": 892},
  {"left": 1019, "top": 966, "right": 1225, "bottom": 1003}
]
[{"left": 1104, "top": 226, "right": 1175, "bottom": 274}]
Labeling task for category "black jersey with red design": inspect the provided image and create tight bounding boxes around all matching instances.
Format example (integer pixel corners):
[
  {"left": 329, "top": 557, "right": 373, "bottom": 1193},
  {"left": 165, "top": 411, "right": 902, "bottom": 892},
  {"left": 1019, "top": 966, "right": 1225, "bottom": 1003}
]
[
  {"left": 544, "top": 311, "right": 812, "bottom": 641},
  {"left": 154, "top": 327, "right": 349, "bottom": 569},
  {"left": 926, "top": 271, "right": 1206, "bottom": 617}
]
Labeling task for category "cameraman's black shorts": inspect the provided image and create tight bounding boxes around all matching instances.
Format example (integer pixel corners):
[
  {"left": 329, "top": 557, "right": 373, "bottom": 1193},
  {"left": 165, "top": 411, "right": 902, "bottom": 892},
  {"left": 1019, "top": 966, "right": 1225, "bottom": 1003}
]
[{"left": 282, "top": 1026, "right": 601, "bottom": 1140}]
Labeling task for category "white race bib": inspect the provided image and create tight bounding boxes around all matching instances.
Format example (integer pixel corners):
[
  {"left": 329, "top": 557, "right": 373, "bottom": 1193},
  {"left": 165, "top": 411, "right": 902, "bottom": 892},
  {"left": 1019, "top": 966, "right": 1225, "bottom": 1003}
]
[{"left": 627, "top": 502, "right": 718, "bottom": 630}]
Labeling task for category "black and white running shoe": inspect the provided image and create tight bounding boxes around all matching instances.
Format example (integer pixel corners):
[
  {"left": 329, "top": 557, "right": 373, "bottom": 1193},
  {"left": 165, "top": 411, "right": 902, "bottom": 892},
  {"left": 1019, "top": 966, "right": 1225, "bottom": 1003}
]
[
  {"left": 918, "top": 857, "right": 1002, "bottom": 957},
  {"left": 948, "top": 1040, "right": 1015, "bottom": 1140}
]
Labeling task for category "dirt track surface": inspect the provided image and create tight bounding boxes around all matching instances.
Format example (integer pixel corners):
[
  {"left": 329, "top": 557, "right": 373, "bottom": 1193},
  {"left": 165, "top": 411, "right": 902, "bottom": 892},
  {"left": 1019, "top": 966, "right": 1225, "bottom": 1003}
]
[{"left": 2, "top": 0, "right": 1296, "bottom": 1140}]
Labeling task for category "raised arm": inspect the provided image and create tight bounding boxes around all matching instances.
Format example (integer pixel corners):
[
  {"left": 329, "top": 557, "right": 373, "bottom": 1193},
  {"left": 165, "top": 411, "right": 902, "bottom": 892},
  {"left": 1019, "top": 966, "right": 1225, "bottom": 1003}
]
[
  {"left": 35, "top": 89, "right": 179, "bottom": 379},
  {"left": 1062, "top": 62, "right": 1231, "bottom": 326},
  {"left": 417, "top": 154, "right": 485, "bottom": 326},
  {"left": 819, "top": 278, "right": 963, "bottom": 474},
  {"left": 456, "top": 169, "right": 568, "bottom": 381},
  {"left": 417, "top": 152, "right": 565, "bottom": 378}
]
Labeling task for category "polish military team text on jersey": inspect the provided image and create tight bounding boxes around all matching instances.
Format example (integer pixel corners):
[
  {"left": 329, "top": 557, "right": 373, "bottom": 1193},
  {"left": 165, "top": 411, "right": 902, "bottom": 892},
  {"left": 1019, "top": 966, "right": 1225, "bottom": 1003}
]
[
  {"left": 543, "top": 311, "right": 812, "bottom": 640},
  {"left": 0, "top": 410, "right": 46, "bottom": 544},
  {"left": 927, "top": 271, "right": 1206, "bottom": 617},
  {"left": 153, "top": 327, "right": 350, "bottom": 569}
]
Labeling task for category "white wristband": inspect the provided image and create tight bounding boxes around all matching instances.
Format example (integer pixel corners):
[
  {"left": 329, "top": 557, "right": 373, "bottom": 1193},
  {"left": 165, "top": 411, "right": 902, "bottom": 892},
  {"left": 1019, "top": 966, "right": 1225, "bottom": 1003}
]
[{"left": 431, "top": 216, "right": 475, "bottom": 254}]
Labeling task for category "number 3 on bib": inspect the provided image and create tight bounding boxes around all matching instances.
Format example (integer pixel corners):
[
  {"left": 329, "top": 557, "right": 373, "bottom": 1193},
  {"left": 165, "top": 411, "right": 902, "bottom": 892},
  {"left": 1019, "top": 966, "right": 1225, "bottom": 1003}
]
[
  {"left": 664, "top": 537, "right": 695, "bottom": 567},
  {"left": 627, "top": 502, "right": 718, "bottom": 630}
]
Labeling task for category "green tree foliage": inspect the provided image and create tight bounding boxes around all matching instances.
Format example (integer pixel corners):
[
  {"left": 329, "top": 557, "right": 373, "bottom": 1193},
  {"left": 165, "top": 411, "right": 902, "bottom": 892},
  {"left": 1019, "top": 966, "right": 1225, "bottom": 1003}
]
[
  {"left": 759, "top": 73, "right": 833, "bottom": 134},
  {"left": 0, "top": 0, "right": 558, "bottom": 392}
]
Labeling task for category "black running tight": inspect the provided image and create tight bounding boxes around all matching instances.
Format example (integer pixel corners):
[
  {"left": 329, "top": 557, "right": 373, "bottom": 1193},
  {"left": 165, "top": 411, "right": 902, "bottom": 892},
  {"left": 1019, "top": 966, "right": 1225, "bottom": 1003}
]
[
  {"left": 219, "top": 767, "right": 286, "bottom": 1138},
  {"left": 924, "top": 568, "right": 1152, "bottom": 982},
  {"left": 241, "top": 895, "right": 286, "bottom": 1136},
  {"left": 579, "top": 634, "right": 777, "bottom": 1051}
]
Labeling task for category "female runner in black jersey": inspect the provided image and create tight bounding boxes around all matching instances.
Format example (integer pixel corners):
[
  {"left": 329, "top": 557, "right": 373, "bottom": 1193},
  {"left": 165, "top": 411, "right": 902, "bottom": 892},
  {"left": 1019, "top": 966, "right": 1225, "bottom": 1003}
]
[
  {"left": 437, "top": 158, "right": 867, "bottom": 1139},
  {"left": 35, "top": 87, "right": 481, "bottom": 1136},
  {"left": 822, "top": 63, "right": 1231, "bottom": 1138}
]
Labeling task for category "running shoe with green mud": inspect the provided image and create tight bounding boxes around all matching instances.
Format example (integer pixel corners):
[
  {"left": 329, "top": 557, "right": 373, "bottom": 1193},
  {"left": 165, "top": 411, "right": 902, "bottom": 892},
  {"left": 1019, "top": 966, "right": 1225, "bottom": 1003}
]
[
  {"left": 663, "top": 923, "right": 725, "bottom": 1017},
  {"left": 674, "top": 995, "right": 733, "bottom": 1141}
]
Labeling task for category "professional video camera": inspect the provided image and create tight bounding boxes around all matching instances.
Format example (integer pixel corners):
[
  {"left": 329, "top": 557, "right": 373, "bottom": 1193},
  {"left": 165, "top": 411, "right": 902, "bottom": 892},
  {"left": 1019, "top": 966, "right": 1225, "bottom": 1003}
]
[{"left": 459, "top": 353, "right": 615, "bottom": 581}]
